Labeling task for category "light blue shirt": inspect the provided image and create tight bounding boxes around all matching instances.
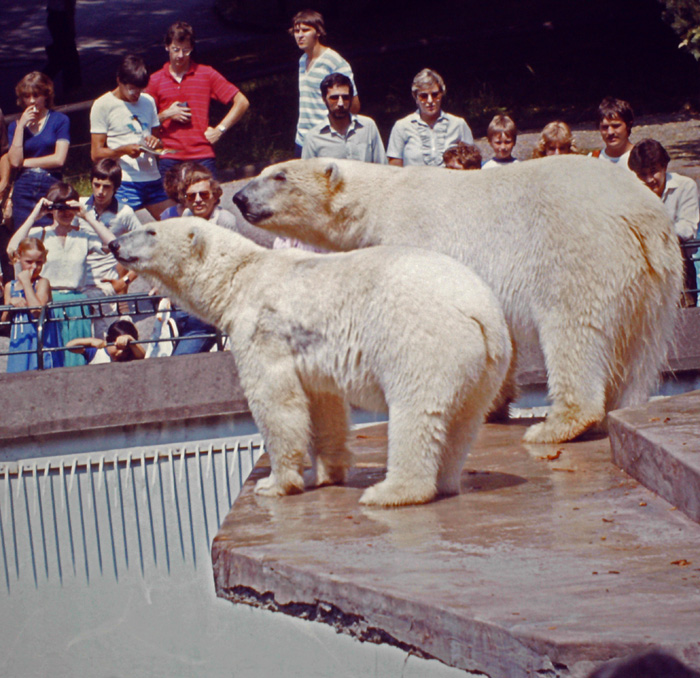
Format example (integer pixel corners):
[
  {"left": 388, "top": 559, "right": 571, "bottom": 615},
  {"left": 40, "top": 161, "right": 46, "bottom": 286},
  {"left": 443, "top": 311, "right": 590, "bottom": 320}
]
[
  {"left": 387, "top": 110, "right": 473, "bottom": 167},
  {"left": 301, "top": 114, "right": 386, "bottom": 163}
]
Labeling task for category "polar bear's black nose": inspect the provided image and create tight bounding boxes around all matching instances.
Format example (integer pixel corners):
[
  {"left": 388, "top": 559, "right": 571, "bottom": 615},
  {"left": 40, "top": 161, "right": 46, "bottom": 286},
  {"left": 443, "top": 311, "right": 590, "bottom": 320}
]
[
  {"left": 232, "top": 189, "right": 248, "bottom": 212},
  {"left": 108, "top": 240, "right": 120, "bottom": 255}
]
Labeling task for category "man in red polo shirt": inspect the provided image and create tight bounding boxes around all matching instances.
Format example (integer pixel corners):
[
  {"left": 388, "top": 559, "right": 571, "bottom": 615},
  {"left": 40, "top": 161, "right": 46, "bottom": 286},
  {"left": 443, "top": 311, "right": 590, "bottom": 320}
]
[{"left": 146, "top": 21, "right": 250, "bottom": 179}]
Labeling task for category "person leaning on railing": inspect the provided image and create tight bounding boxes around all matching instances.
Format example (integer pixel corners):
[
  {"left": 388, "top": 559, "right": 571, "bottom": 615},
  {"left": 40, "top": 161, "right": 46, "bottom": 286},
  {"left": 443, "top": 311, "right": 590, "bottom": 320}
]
[
  {"left": 629, "top": 139, "right": 700, "bottom": 307},
  {"left": 2, "top": 236, "right": 63, "bottom": 372},
  {"left": 7, "top": 182, "right": 117, "bottom": 366}
]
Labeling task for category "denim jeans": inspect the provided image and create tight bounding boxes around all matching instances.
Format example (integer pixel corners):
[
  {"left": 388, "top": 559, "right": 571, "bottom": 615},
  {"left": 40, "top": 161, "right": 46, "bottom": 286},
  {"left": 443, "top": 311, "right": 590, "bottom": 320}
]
[
  {"left": 11, "top": 168, "right": 61, "bottom": 229},
  {"left": 158, "top": 157, "right": 218, "bottom": 182},
  {"left": 171, "top": 309, "right": 218, "bottom": 355}
]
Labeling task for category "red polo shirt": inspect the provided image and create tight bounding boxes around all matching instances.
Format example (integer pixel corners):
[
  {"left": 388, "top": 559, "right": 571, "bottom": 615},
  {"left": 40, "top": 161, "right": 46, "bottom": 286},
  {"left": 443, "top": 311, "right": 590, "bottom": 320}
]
[{"left": 146, "top": 61, "right": 239, "bottom": 160}]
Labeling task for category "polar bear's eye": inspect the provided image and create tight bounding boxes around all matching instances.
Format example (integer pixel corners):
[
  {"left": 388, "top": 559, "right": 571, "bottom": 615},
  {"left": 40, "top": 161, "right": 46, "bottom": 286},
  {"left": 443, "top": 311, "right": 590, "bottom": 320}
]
[{"left": 273, "top": 171, "right": 287, "bottom": 182}]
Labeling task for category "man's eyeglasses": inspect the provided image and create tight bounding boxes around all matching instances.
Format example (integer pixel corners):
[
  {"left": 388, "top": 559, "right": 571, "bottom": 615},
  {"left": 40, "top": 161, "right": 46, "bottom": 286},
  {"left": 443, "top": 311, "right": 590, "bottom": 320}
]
[
  {"left": 169, "top": 45, "right": 193, "bottom": 56},
  {"left": 416, "top": 90, "right": 442, "bottom": 102},
  {"left": 327, "top": 94, "right": 352, "bottom": 102},
  {"left": 186, "top": 190, "right": 212, "bottom": 203}
]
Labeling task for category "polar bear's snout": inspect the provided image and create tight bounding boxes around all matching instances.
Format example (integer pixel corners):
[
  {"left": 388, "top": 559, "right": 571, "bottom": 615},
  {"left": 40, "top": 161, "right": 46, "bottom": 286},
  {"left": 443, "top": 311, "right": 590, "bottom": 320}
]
[
  {"left": 111, "top": 228, "right": 156, "bottom": 267},
  {"left": 233, "top": 181, "right": 274, "bottom": 224}
]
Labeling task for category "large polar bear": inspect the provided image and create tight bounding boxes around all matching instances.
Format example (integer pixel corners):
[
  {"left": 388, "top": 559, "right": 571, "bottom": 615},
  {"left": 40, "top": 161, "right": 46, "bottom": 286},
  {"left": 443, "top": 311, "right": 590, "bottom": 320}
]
[
  {"left": 110, "top": 218, "right": 511, "bottom": 507},
  {"left": 233, "top": 155, "right": 683, "bottom": 444}
]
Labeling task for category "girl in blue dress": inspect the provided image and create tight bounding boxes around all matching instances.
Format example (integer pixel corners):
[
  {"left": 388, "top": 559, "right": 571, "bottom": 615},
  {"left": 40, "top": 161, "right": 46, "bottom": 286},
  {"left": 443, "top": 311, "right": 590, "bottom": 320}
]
[{"left": 2, "top": 237, "right": 63, "bottom": 371}]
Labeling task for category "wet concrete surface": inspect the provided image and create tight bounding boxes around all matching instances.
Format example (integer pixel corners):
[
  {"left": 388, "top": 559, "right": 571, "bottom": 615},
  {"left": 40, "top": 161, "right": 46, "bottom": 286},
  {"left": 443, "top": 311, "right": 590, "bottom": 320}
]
[
  {"left": 610, "top": 390, "right": 700, "bottom": 524},
  {"left": 213, "top": 421, "right": 700, "bottom": 678}
]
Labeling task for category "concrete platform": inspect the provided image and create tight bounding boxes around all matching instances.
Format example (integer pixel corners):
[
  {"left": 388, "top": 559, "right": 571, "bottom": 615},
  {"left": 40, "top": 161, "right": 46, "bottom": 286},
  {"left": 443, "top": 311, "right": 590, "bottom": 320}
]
[
  {"left": 212, "top": 421, "right": 700, "bottom": 678},
  {"left": 609, "top": 390, "right": 700, "bottom": 525},
  {"left": 0, "top": 351, "right": 252, "bottom": 460}
]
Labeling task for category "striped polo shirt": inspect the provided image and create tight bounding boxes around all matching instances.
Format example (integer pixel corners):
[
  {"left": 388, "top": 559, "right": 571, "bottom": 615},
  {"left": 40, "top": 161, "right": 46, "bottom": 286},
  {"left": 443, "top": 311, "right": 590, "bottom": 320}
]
[
  {"left": 146, "top": 62, "right": 239, "bottom": 160},
  {"left": 295, "top": 47, "right": 356, "bottom": 147}
]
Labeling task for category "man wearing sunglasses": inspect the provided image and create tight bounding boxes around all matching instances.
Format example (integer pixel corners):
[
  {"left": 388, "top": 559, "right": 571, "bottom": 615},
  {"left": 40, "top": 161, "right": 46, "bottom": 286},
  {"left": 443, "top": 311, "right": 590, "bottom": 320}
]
[
  {"left": 181, "top": 167, "right": 231, "bottom": 225},
  {"left": 145, "top": 21, "right": 250, "bottom": 180},
  {"left": 301, "top": 73, "right": 386, "bottom": 163}
]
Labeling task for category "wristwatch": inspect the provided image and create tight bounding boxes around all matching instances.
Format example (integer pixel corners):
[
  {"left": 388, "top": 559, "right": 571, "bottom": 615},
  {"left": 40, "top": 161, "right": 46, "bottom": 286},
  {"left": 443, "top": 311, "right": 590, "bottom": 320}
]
[
  {"left": 217, "top": 125, "right": 227, "bottom": 134},
  {"left": 122, "top": 275, "right": 131, "bottom": 285}
]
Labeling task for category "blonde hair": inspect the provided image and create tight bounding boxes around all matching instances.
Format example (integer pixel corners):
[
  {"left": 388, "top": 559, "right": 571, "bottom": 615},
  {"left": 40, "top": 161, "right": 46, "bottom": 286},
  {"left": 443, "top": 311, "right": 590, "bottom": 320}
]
[
  {"left": 14, "top": 237, "right": 47, "bottom": 263},
  {"left": 532, "top": 121, "right": 579, "bottom": 158},
  {"left": 487, "top": 114, "right": 517, "bottom": 141}
]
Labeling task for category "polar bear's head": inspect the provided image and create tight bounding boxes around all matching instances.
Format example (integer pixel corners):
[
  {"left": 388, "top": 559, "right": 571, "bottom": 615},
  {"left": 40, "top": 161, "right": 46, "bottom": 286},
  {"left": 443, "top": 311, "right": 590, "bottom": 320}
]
[
  {"left": 233, "top": 158, "right": 374, "bottom": 251},
  {"left": 111, "top": 218, "right": 210, "bottom": 275},
  {"left": 109, "top": 217, "right": 221, "bottom": 303}
]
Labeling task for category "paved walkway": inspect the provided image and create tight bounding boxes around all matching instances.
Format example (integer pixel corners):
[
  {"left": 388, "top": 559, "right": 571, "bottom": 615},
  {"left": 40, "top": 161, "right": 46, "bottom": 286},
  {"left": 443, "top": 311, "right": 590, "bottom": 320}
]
[{"left": 0, "top": 0, "right": 254, "bottom": 113}]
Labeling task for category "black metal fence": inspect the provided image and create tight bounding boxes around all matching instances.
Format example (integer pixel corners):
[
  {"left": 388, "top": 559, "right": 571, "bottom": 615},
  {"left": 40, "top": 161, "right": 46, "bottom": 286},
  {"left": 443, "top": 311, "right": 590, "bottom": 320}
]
[
  {"left": 2, "top": 240, "right": 699, "bottom": 370},
  {"left": 0, "top": 292, "right": 227, "bottom": 369}
]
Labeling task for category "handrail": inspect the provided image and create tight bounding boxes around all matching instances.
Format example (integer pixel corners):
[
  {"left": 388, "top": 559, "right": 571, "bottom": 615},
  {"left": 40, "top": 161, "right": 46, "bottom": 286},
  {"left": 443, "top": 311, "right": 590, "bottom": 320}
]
[
  {"left": 0, "top": 291, "right": 228, "bottom": 369},
  {"left": 2, "top": 240, "right": 700, "bottom": 369}
]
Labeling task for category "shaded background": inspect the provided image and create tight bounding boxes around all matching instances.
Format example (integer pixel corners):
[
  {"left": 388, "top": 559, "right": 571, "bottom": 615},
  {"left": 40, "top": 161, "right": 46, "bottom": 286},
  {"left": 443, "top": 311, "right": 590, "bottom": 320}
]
[{"left": 1, "top": 0, "right": 698, "bottom": 170}]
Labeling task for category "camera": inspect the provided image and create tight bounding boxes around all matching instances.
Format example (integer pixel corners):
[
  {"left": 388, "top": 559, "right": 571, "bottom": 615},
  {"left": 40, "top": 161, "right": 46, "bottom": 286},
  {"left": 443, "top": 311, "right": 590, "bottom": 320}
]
[{"left": 47, "top": 202, "right": 74, "bottom": 211}]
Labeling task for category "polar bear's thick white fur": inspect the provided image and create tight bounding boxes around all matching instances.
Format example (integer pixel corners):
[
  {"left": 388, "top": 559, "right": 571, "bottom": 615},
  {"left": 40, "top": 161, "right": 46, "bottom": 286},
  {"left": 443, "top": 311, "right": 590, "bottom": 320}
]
[
  {"left": 233, "top": 155, "right": 683, "bottom": 444},
  {"left": 111, "top": 218, "right": 511, "bottom": 507}
]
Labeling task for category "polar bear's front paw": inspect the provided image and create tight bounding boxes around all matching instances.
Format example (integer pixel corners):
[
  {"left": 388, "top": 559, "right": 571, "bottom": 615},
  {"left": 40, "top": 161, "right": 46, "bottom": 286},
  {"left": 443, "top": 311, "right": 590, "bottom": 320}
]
[
  {"left": 523, "top": 411, "right": 599, "bottom": 444},
  {"left": 254, "top": 473, "right": 303, "bottom": 497},
  {"left": 359, "top": 479, "right": 435, "bottom": 508}
]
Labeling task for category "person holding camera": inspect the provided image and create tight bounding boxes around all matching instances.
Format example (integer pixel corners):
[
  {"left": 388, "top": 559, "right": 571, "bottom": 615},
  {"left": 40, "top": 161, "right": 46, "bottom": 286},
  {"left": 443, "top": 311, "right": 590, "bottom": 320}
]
[{"left": 7, "top": 181, "right": 116, "bottom": 366}]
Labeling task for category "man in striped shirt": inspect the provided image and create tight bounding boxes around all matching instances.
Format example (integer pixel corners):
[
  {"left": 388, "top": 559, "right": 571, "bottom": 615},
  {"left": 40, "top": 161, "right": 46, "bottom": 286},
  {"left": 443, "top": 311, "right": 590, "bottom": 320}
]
[
  {"left": 146, "top": 21, "right": 249, "bottom": 179},
  {"left": 290, "top": 9, "right": 359, "bottom": 156}
]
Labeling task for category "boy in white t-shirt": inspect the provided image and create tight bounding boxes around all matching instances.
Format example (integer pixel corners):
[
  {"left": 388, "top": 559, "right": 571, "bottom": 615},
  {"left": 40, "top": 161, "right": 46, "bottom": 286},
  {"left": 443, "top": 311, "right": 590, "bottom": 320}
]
[
  {"left": 90, "top": 55, "right": 173, "bottom": 218},
  {"left": 482, "top": 114, "right": 519, "bottom": 169}
]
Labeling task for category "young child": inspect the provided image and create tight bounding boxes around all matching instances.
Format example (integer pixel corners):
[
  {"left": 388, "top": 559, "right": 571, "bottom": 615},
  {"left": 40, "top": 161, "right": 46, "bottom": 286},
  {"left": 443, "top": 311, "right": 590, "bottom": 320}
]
[
  {"left": 482, "top": 114, "right": 519, "bottom": 169},
  {"left": 66, "top": 318, "right": 146, "bottom": 364},
  {"left": 532, "top": 121, "right": 579, "bottom": 158},
  {"left": 443, "top": 142, "right": 482, "bottom": 170},
  {"left": 3, "top": 237, "right": 63, "bottom": 371}
]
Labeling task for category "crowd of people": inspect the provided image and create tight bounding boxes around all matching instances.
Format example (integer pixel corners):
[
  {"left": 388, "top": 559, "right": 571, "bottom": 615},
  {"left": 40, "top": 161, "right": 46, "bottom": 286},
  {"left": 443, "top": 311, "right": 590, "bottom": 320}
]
[{"left": 0, "top": 9, "right": 698, "bottom": 373}]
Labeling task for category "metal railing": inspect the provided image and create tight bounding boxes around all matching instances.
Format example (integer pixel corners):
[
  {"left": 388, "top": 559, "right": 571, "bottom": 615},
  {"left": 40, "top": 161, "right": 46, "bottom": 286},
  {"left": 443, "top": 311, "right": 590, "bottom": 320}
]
[
  {"left": 0, "top": 292, "right": 227, "bottom": 369},
  {"left": 2, "top": 240, "right": 700, "bottom": 369}
]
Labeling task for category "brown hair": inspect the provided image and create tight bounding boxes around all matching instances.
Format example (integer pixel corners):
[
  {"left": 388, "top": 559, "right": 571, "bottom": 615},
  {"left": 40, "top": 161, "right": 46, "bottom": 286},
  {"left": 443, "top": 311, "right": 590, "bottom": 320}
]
[
  {"left": 46, "top": 181, "right": 79, "bottom": 204},
  {"left": 289, "top": 9, "right": 327, "bottom": 42},
  {"left": 182, "top": 165, "right": 222, "bottom": 204},
  {"left": 597, "top": 96, "right": 634, "bottom": 132},
  {"left": 628, "top": 138, "right": 671, "bottom": 175},
  {"left": 46, "top": 181, "right": 80, "bottom": 202},
  {"left": 16, "top": 71, "right": 55, "bottom": 109},
  {"left": 443, "top": 142, "right": 482, "bottom": 169},
  {"left": 166, "top": 21, "right": 195, "bottom": 47}
]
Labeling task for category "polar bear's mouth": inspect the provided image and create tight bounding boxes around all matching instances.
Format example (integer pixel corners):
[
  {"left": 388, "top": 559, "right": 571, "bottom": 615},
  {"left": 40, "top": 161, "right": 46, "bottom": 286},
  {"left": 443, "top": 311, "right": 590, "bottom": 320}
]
[{"left": 108, "top": 240, "right": 139, "bottom": 265}]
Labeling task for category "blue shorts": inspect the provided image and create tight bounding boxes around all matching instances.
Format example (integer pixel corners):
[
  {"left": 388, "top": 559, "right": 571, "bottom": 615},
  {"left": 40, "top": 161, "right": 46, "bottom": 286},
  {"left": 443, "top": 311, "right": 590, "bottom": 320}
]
[{"left": 116, "top": 179, "right": 169, "bottom": 210}]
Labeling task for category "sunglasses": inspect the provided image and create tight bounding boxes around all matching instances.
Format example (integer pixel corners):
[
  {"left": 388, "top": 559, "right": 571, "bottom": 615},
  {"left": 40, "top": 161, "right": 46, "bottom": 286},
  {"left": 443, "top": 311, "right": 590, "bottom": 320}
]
[
  {"left": 185, "top": 190, "right": 212, "bottom": 203},
  {"left": 416, "top": 90, "right": 442, "bottom": 101}
]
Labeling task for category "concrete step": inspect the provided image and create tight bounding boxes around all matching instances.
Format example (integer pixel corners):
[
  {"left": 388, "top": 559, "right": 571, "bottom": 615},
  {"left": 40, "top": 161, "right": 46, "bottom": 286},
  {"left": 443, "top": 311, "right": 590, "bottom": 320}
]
[{"left": 609, "top": 390, "right": 700, "bottom": 524}]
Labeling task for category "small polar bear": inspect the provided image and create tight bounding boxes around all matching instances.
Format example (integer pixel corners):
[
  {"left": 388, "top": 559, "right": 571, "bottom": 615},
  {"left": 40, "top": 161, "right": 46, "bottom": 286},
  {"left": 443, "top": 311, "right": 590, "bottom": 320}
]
[
  {"left": 233, "top": 155, "right": 683, "bottom": 445},
  {"left": 110, "top": 218, "right": 511, "bottom": 507}
]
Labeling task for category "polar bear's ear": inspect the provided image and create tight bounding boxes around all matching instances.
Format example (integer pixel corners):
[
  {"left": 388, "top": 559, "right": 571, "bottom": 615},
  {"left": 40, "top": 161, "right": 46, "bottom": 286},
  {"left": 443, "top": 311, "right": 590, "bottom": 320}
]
[
  {"left": 324, "top": 162, "right": 342, "bottom": 191},
  {"left": 187, "top": 225, "right": 207, "bottom": 257}
]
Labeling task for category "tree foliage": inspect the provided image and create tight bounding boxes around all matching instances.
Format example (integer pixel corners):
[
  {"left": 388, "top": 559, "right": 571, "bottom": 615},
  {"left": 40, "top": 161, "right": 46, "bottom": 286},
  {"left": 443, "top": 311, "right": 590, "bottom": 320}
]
[{"left": 659, "top": 0, "right": 700, "bottom": 60}]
